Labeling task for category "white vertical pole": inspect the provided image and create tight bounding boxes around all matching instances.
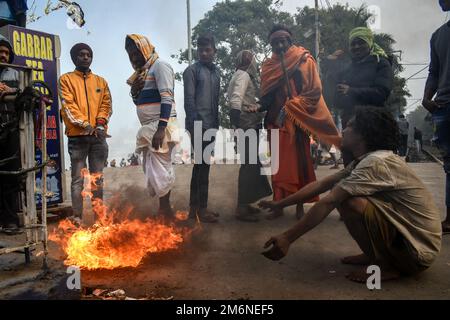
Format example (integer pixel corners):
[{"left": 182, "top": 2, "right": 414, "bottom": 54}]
[{"left": 187, "top": 0, "right": 193, "bottom": 65}]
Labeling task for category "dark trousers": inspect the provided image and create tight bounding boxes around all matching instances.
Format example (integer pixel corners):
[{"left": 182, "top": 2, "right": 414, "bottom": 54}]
[
  {"left": 0, "top": 128, "right": 21, "bottom": 226},
  {"left": 432, "top": 106, "right": 450, "bottom": 208},
  {"left": 68, "top": 136, "right": 108, "bottom": 217},
  {"left": 189, "top": 131, "right": 216, "bottom": 209},
  {"left": 399, "top": 134, "right": 408, "bottom": 157},
  {"left": 237, "top": 134, "right": 272, "bottom": 205}
]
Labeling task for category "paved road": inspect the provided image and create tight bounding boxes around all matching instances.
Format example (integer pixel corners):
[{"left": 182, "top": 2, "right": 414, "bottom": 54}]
[{"left": 1, "top": 163, "right": 449, "bottom": 299}]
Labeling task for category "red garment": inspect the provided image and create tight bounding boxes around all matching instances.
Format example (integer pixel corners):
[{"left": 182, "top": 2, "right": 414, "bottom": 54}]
[
  {"left": 261, "top": 46, "right": 341, "bottom": 148},
  {"left": 268, "top": 125, "right": 319, "bottom": 203},
  {"left": 262, "top": 46, "right": 341, "bottom": 203}
]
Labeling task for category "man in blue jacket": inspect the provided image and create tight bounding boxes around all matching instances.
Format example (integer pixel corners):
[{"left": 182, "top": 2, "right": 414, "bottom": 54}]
[{"left": 183, "top": 34, "right": 221, "bottom": 223}]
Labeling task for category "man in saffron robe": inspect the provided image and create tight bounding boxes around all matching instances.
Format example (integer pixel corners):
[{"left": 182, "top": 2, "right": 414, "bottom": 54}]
[{"left": 260, "top": 25, "right": 341, "bottom": 220}]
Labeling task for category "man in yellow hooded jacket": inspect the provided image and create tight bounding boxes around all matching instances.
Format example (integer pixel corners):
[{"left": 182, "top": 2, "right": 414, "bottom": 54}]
[{"left": 59, "top": 43, "right": 112, "bottom": 222}]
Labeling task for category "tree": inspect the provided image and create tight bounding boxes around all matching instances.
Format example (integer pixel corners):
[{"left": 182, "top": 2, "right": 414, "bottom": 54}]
[
  {"left": 291, "top": 3, "right": 410, "bottom": 117},
  {"left": 27, "top": 0, "right": 85, "bottom": 27},
  {"left": 175, "top": 0, "right": 410, "bottom": 128}
]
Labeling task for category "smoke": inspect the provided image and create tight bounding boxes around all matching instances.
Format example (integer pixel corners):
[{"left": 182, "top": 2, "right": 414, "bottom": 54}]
[{"left": 107, "top": 185, "right": 157, "bottom": 222}]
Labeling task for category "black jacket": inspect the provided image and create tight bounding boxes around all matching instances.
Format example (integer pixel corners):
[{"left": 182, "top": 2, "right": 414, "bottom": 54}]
[{"left": 335, "top": 55, "right": 394, "bottom": 117}]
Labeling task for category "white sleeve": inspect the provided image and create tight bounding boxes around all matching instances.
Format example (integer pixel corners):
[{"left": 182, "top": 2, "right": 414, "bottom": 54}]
[{"left": 228, "top": 71, "right": 250, "bottom": 111}]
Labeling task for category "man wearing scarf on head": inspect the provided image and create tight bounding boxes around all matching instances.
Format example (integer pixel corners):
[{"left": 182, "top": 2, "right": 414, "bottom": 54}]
[
  {"left": 125, "top": 35, "right": 179, "bottom": 217},
  {"left": 335, "top": 27, "right": 394, "bottom": 167},
  {"left": 260, "top": 25, "right": 341, "bottom": 221},
  {"left": 335, "top": 27, "right": 394, "bottom": 132},
  {"left": 59, "top": 43, "right": 112, "bottom": 223},
  {"left": 227, "top": 50, "right": 272, "bottom": 222}
]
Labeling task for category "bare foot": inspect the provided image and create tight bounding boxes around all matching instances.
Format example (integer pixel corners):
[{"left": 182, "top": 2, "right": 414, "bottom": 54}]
[
  {"left": 266, "top": 208, "right": 284, "bottom": 220},
  {"left": 341, "top": 254, "right": 372, "bottom": 266},
  {"left": 346, "top": 267, "right": 401, "bottom": 284}
]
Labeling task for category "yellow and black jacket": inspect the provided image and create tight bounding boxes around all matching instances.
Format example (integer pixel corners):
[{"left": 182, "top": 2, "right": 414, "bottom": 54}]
[{"left": 59, "top": 70, "right": 112, "bottom": 137}]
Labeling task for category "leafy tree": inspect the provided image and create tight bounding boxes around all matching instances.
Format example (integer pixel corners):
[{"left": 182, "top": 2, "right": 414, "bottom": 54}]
[
  {"left": 27, "top": 0, "right": 85, "bottom": 26},
  {"left": 174, "top": 0, "right": 292, "bottom": 128},
  {"left": 292, "top": 3, "right": 410, "bottom": 117},
  {"left": 175, "top": 0, "right": 410, "bottom": 128}
]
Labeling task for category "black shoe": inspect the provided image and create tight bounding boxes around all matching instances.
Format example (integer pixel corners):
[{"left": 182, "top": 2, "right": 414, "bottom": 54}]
[
  {"left": 198, "top": 214, "right": 219, "bottom": 223},
  {"left": 198, "top": 209, "right": 219, "bottom": 223}
]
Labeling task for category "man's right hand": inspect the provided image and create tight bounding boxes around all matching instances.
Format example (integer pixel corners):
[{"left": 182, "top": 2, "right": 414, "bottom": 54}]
[
  {"left": 262, "top": 234, "right": 291, "bottom": 261},
  {"left": 259, "top": 200, "right": 282, "bottom": 213},
  {"left": 95, "top": 128, "right": 111, "bottom": 139},
  {"left": 337, "top": 84, "right": 351, "bottom": 95},
  {"left": 422, "top": 98, "right": 440, "bottom": 114},
  {"left": 246, "top": 104, "right": 260, "bottom": 113},
  {"left": 84, "top": 124, "right": 97, "bottom": 136},
  {"left": 0, "top": 82, "right": 14, "bottom": 94}
]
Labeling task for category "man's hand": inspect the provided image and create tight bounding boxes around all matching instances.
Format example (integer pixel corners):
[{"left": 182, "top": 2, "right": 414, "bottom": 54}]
[
  {"left": 131, "top": 75, "right": 145, "bottom": 97},
  {"left": 422, "top": 98, "right": 440, "bottom": 114},
  {"left": 95, "top": 127, "right": 111, "bottom": 139},
  {"left": 152, "top": 127, "right": 166, "bottom": 150},
  {"left": 262, "top": 234, "right": 291, "bottom": 261},
  {"left": 259, "top": 200, "right": 282, "bottom": 213},
  {"left": 327, "top": 49, "right": 345, "bottom": 60},
  {"left": 337, "top": 84, "right": 350, "bottom": 95},
  {"left": 84, "top": 124, "right": 97, "bottom": 136},
  {"left": 246, "top": 105, "right": 259, "bottom": 113},
  {"left": 0, "top": 83, "right": 15, "bottom": 94}
]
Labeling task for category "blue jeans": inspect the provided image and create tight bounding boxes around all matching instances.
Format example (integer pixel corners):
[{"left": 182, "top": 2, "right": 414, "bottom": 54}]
[
  {"left": 432, "top": 106, "right": 450, "bottom": 208},
  {"left": 68, "top": 136, "right": 108, "bottom": 217}
]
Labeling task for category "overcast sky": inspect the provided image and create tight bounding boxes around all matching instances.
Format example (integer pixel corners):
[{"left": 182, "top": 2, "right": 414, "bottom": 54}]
[{"left": 28, "top": 0, "right": 449, "bottom": 163}]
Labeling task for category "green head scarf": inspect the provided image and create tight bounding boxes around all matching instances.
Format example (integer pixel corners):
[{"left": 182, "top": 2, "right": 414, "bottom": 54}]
[{"left": 349, "top": 27, "right": 388, "bottom": 61}]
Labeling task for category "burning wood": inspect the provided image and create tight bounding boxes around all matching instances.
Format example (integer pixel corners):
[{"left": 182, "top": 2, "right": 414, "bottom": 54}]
[{"left": 49, "top": 169, "right": 189, "bottom": 270}]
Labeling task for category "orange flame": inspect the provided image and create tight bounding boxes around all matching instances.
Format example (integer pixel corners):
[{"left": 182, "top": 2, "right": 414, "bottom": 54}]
[
  {"left": 175, "top": 211, "right": 189, "bottom": 221},
  {"left": 50, "top": 169, "right": 188, "bottom": 270}
]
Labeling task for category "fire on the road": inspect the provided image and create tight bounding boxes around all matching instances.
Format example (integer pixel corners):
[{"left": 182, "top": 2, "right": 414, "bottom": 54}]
[{"left": 49, "top": 169, "right": 190, "bottom": 270}]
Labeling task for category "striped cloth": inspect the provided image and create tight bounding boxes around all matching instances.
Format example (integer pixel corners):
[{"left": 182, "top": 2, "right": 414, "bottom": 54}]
[{"left": 134, "top": 59, "right": 177, "bottom": 126}]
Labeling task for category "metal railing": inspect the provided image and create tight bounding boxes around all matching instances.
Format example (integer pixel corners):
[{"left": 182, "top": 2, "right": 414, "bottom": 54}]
[{"left": 0, "top": 63, "right": 51, "bottom": 271}]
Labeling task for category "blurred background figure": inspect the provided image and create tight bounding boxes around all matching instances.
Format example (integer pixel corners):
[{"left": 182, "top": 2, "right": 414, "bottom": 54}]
[{"left": 397, "top": 114, "right": 410, "bottom": 157}]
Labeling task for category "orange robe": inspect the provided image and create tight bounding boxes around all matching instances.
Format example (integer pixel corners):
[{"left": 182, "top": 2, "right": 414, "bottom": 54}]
[{"left": 261, "top": 46, "right": 342, "bottom": 202}]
